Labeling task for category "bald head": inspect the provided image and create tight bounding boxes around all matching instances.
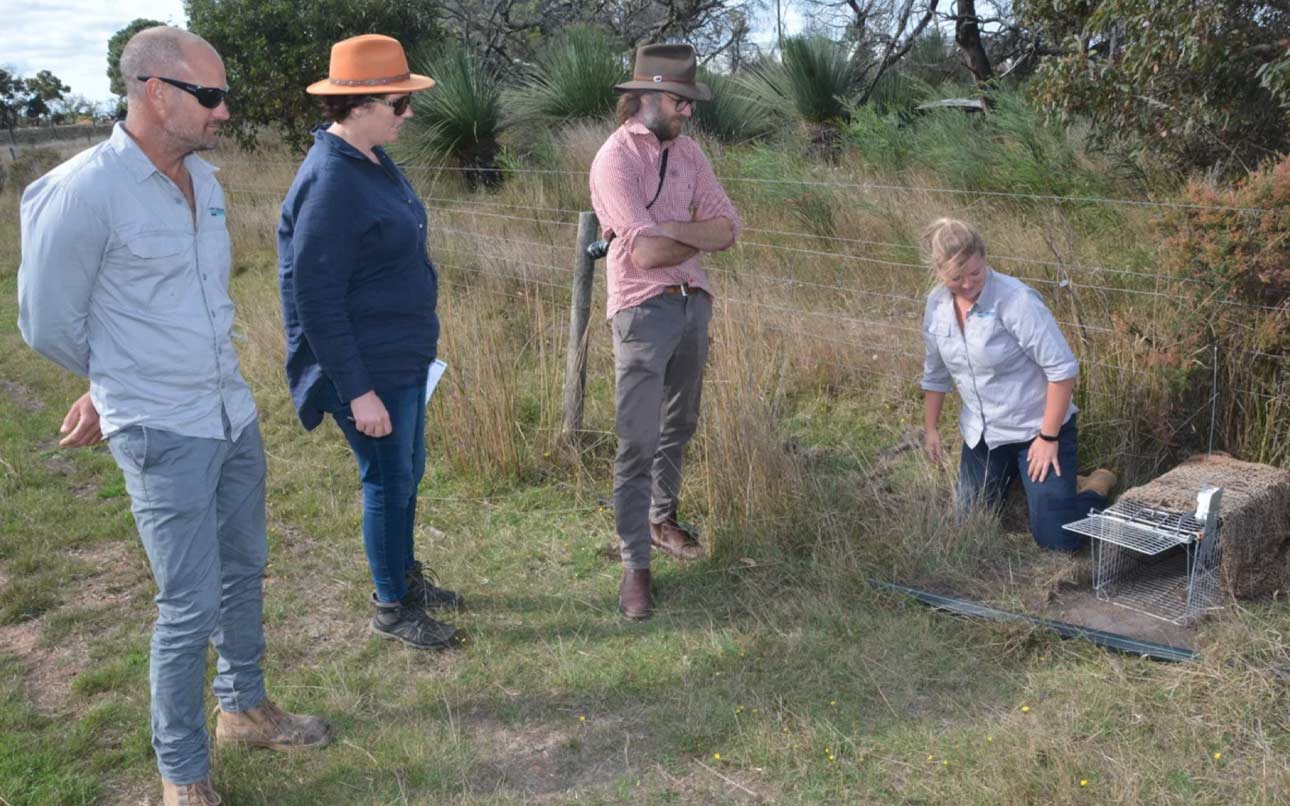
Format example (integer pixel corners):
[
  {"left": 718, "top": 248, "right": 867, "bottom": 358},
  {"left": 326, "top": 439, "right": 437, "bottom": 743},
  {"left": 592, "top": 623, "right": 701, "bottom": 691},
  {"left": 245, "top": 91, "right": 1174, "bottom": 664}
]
[{"left": 121, "top": 26, "right": 221, "bottom": 101}]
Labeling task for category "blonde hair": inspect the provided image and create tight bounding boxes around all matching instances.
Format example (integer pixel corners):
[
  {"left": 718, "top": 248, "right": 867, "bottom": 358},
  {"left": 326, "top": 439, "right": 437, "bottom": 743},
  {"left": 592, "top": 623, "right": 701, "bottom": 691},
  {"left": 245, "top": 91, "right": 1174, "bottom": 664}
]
[{"left": 921, "top": 218, "right": 986, "bottom": 281}]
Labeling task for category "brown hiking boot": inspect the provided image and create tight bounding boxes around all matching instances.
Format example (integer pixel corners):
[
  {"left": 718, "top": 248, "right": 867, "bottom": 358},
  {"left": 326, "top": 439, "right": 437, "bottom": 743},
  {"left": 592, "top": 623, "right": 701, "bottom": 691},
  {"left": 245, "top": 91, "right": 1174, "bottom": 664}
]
[
  {"left": 619, "top": 568, "right": 653, "bottom": 620},
  {"left": 649, "top": 517, "right": 705, "bottom": 561},
  {"left": 215, "top": 698, "right": 331, "bottom": 751},
  {"left": 162, "top": 779, "right": 221, "bottom": 806},
  {"left": 1077, "top": 468, "right": 1117, "bottom": 498}
]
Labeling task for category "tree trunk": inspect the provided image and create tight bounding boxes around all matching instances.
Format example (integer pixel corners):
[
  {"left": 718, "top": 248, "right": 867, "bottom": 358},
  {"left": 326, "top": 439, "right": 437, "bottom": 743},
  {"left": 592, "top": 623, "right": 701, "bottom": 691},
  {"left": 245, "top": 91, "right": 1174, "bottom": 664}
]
[{"left": 955, "top": 0, "right": 994, "bottom": 83}]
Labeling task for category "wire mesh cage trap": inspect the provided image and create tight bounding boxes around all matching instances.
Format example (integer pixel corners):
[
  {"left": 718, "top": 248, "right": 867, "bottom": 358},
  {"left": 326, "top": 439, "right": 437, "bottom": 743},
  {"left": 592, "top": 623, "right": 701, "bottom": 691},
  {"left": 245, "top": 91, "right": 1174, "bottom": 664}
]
[{"left": 1063, "top": 488, "right": 1224, "bottom": 626}]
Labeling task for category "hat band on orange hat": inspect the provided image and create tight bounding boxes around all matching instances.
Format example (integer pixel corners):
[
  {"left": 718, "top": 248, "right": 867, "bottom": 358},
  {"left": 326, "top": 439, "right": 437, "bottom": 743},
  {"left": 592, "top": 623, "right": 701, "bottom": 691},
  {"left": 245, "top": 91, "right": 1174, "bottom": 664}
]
[{"left": 330, "top": 72, "right": 412, "bottom": 87}]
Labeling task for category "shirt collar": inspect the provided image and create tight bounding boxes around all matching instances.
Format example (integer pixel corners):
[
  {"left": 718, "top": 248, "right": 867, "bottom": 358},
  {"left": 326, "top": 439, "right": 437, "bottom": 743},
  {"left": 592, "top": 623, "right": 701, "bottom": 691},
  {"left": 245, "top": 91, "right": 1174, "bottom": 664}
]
[
  {"left": 108, "top": 121, "right": 219, "bottom": 184},
  {"left": 313, "top": 124, "right": 389, "bottom": 164},
  {"left": 971, "top": 267, "right": 999, "bottom": 313},
  {"left": 624, "top": 117, "right": 668, "bottom": 149}
]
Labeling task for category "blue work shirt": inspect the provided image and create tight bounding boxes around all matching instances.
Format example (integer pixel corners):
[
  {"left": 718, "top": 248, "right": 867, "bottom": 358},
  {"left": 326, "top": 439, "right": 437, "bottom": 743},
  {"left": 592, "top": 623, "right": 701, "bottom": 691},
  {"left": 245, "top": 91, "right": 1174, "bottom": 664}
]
[
  {"left": 18, "top": 123, "right": 257, "bottom": 441},
  {"left": 921, "top": 268, "right": 1079, "bottom": 449},
  {"left": 278, "top": 127, "right": 439, "bottom": 430}
]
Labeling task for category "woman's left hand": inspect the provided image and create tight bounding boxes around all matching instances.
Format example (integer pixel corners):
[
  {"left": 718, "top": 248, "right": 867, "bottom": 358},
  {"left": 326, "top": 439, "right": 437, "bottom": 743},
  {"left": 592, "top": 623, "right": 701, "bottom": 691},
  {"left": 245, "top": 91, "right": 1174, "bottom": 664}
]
[{"left": 1027, "top": 437, "right": 1061, "bottom": 482}]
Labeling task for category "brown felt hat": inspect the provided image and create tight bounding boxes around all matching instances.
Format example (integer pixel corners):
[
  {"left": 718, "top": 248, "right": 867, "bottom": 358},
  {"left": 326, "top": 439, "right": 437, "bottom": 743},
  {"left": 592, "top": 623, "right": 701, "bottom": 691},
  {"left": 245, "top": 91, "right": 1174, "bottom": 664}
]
[
  {"left": 614, "top": 44, "right": 712, "bottom": 102},
  {"left": 307, "top": 34, "right": 435, "bottom": 95}
]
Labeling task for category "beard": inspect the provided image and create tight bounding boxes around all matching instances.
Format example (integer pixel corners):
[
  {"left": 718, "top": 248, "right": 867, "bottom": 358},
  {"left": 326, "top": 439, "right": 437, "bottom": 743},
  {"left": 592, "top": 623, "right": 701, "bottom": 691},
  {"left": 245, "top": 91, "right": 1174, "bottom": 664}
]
[{"left": 640, "top": 105, "right": 683, "bottom": 142}]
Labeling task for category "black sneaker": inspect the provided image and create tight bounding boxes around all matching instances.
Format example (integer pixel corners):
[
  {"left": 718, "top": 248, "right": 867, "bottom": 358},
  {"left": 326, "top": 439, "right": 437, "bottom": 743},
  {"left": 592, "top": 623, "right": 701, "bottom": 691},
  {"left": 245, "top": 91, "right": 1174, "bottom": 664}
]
[
  {"left": 371, "top": 594, "right": 459, "bottom": 650},
  {"left": 404, "top": 560, "right": 465, "bottom": 611}
]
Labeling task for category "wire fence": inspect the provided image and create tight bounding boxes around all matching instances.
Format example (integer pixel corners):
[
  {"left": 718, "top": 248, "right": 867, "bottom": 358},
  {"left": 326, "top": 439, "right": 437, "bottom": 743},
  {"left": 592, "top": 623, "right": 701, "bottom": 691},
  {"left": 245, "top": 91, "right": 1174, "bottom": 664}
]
[{"left": 219, "top": 160, "right": 1288, "bottom": 464}]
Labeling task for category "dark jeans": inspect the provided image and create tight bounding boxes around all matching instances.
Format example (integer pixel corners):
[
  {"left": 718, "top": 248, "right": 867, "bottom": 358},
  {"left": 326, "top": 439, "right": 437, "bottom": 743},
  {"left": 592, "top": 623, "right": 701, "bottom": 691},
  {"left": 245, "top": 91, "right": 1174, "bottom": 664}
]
[
  {"left": 313, "top": 381, "right": 426, "bottom": 602},
  {"left": 957, "top": 416, "right": 1105, "bottom": 551}
]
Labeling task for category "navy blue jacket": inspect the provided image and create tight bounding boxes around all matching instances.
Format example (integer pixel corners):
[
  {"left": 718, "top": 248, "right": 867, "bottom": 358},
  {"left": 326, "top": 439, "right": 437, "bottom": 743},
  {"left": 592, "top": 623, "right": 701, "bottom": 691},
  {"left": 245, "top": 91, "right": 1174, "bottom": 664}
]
[{"left": 278, "top": 128, "right": 439, "bottom": 430}]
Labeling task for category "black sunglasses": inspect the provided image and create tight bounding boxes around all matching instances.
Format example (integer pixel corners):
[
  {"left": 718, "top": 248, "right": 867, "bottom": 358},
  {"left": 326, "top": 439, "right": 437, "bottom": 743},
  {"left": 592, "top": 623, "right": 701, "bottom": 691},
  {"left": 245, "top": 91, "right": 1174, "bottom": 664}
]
[
  {"left": 369, "top": 94, "right": 412, "bottom": 115},
  {"left": 137, "top": 76, "right": 228, "bottom": 109}
]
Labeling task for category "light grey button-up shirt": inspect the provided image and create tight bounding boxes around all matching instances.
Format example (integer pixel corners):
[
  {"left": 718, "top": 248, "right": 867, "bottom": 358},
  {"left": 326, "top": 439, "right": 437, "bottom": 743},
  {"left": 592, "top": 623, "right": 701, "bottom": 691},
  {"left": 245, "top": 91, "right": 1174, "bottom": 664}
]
[
  {"left": 921, "top": 268, "right": 1078, "bottom": 449},
  {"left": 18, "top": 123, "right": 256, "bottom": 441}
]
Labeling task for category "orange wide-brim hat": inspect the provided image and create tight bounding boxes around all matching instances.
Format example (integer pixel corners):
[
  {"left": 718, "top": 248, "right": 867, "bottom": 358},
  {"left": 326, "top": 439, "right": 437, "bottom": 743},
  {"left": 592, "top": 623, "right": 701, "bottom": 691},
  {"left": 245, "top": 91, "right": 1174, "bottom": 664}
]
[{"left": 306, "top": 34, "right": 435, "bottom": 95}]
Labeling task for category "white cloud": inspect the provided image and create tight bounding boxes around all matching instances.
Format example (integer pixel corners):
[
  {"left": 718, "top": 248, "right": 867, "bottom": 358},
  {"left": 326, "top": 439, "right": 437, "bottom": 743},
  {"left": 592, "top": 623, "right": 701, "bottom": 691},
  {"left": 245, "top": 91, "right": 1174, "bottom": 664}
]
[{"left": 1, "top": 0, "right": 187, "bottom": 102}]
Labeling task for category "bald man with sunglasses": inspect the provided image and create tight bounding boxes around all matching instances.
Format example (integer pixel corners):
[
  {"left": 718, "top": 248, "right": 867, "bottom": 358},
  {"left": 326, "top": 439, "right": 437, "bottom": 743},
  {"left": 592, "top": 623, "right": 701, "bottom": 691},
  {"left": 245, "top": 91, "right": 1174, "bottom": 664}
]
[
  {"left": 18, "top": 26, "right": 327, "bottom": 806},
  {"left": 590, "top": 44, "right": 742, "bottom": 620}
]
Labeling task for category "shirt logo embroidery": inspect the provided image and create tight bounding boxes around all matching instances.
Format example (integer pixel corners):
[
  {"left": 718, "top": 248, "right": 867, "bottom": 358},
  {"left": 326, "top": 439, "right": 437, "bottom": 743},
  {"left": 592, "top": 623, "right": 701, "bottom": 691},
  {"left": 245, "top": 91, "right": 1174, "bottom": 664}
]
[{"left": 209, "top": 207, "right": 225, "bottom": 217}]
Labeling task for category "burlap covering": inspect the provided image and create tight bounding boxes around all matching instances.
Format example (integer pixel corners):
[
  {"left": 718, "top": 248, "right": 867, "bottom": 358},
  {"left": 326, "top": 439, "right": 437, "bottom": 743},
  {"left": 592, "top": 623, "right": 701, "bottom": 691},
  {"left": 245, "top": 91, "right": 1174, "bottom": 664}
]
[{"left": 1119, "top": 454, "right": 1290, "bottom": 599}]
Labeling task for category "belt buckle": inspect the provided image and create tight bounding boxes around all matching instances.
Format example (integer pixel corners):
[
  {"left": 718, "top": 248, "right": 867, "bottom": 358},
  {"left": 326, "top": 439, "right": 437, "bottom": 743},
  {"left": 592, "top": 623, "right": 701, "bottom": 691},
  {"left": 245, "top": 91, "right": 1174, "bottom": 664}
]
[{"left": 679, "top": 282, "right": 689, "bottom": 297}]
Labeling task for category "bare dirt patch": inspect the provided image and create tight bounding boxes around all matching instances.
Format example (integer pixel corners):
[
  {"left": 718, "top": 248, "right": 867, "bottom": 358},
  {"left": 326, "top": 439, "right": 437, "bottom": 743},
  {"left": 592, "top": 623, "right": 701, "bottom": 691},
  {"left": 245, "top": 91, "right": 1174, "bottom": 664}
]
[
  {"left": 0, "top": 378, "right": 46, "bottom": 412},
  {"left": 466, "top": 713, "right": 647, "bottom": 800},
  {"left": 0, "top": 613, "right": 92, "bottom": 714}
]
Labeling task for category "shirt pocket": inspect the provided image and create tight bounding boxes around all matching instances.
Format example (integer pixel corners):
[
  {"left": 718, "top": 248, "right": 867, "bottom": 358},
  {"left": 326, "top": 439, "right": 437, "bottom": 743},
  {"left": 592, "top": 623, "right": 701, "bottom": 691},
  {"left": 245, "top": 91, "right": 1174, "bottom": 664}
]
[{"left": 111, "top": 225, "right": 193, "bottom": 309}]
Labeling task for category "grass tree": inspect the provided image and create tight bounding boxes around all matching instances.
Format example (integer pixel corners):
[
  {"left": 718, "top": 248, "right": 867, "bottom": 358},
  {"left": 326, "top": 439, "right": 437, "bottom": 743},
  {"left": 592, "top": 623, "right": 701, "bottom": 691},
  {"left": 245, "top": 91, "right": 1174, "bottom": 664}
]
[
  {"left": 396, "top": 46, "right": 505, "bottom": 188},
  {"left": 504, "top": 26, "right": 628, "bottom": 129},
  {"left": 690, "top": 69, "right": 778, "bottom": 145},
  {"left": 737, "top": 36, "right": 860, "bottom": 157}
]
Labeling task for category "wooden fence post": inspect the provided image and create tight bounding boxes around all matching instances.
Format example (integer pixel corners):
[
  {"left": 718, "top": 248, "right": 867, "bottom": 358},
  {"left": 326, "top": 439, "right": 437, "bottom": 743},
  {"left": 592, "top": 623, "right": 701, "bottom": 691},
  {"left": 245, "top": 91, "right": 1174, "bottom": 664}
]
[{"left": 561, "top": 211, "right": 599, "bottom": 441}]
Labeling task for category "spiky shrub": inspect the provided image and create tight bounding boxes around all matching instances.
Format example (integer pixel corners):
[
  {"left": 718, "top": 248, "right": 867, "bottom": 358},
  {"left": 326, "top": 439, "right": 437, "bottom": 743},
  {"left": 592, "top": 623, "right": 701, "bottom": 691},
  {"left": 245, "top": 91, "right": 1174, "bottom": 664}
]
[
  {"left": 737, "top": 37, "right": 858, "bottom": 156},
  {"left": 505, "top": 26, "right": 627, "bottom": 128},
  {"left": 395, "top": 46, "right": 504, "bottom": 188},
  {"left": 690, "top": 69, "right": 778, "bottom": 145}
]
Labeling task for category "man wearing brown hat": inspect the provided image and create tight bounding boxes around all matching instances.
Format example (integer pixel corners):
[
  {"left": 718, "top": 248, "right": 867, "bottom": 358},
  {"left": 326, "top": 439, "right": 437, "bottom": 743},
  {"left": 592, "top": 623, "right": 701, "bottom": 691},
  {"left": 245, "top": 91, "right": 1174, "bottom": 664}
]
[{"left": 589, "top": 44, "right": 742, "bottom": 619}]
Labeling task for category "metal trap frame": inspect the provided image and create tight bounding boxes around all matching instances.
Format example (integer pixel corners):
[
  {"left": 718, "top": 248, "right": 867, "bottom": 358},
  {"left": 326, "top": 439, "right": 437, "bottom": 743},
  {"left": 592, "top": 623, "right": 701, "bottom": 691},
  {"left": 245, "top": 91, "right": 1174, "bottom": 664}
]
[{"left": 1063, "top": 488, "right": 1224, "bottom": 626}]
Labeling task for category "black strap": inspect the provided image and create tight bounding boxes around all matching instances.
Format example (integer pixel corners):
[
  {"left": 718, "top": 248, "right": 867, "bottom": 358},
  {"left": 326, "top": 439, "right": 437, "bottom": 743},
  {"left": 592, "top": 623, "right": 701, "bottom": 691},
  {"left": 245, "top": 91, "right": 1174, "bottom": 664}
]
[{"left": 645, "top": 148, "right": 669, "bottom": 210}]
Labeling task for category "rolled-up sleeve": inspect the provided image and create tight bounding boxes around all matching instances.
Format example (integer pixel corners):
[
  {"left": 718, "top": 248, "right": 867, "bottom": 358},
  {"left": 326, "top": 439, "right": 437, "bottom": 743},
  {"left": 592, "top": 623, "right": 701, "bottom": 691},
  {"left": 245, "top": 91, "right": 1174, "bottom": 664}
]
[
  {"left": 1002, "top": 288, "right": 1079, "bottom": 382},
  {"left": 288, "top": 173, "right": 373, "bottom": 402},
  {"left": 689, "top": 144, "right": 741, "bottom": 250},
  {"left": 589, "top": 144, "right": 662, "bottom": 258},
  {"left": 17, "top": 178, "right": 107, "bottom": 377}
]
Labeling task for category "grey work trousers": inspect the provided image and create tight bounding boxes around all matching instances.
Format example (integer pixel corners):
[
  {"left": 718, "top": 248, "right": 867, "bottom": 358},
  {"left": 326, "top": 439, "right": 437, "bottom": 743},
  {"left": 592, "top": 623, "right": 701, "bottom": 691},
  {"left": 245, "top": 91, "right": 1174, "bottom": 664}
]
[
  {"left": 611, "top": 291, "right": 712, "bottom": 569},
  {"left": 108, "top": 418, "right": 269, "bottom": 784}
]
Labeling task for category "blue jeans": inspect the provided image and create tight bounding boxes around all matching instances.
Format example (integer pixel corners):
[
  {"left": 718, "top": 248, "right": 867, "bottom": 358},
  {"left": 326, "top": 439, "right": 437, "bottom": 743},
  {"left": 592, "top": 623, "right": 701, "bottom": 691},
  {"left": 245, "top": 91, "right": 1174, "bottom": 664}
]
[
  {"left": 312, "top": 381, "right": 426, "bottom": 603},
  {"left": 109, "top": 418, "right": 269, "bottom": 785},
  {"left": 957, "top": 416, "right": 1106, "bottom": 551}
]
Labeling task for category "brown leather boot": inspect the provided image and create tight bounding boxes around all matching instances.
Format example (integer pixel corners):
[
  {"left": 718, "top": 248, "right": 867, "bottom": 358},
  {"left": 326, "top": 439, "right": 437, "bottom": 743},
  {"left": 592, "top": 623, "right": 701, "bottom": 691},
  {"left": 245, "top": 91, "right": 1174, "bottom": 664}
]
[
  {"left": 619, "top": 568, "right": 653, "bottom": 620},
  {"left": 649, "top": 517, "right": 705, "bottom": 561},
  {"left": 215, "top": 698, "right": 331, "bottom": 751},
  {"left": 1077, "top": 468, "right": 1117, "bottom": 498},
  {"left": 162, "top": 779, "right": 222, "bottom": 806}
]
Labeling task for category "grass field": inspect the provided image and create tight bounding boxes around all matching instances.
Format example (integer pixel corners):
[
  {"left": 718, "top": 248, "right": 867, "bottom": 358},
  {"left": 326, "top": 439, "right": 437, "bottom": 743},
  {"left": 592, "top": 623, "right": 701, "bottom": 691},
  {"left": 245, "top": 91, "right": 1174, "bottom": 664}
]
[{"left": 1, "top": 130, "right": 1287, "bottom": 805}]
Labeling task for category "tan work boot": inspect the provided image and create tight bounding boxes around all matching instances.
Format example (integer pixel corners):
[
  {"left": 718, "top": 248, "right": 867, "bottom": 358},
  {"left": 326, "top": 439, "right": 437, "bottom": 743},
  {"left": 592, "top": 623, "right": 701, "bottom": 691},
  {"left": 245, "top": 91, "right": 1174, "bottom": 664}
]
[
  {"left": 215, "top": 698, "right": 331, "bottom": 751},
  {"left": 1077, "top": 468, "right": 1117, "bottom": 498},
  {"left": 162, "top": 778, "right": 221, "bottom": 806}
]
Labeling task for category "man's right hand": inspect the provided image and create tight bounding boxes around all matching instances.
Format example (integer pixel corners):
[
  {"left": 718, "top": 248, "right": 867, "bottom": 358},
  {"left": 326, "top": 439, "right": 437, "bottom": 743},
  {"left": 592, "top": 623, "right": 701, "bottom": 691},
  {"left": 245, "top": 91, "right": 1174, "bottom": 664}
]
[
  {"left": 59, "top": 392, "right": 102, "bottom": 447},
  {"left": 350, "top": 390, "right": 392, "bottom": 438}
]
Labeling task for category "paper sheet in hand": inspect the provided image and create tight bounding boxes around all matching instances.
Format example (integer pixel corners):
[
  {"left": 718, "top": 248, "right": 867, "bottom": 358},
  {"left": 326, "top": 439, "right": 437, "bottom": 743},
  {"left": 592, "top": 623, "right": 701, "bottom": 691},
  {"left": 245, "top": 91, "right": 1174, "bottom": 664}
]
[{"left": 425, "top": 359, "right": 447, "bottom": 406}]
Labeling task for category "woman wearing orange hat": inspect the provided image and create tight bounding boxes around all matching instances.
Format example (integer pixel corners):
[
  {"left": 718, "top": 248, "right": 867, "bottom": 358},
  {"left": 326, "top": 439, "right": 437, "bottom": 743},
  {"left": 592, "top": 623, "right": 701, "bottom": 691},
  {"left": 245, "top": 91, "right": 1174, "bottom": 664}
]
[{"left": 277, "top": 34, "right": 461, "bottom": 650}]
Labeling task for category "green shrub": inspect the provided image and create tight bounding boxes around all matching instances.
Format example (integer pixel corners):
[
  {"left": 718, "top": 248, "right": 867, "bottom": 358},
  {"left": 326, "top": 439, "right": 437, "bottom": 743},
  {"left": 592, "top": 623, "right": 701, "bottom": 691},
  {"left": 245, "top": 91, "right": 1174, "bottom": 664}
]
[
  {"left": 396, "top": 46, "right": 505, "bottom": 188},
  {"left": 504, "top": 26, "right": 627, "bottom": 128},
  {"left": 1156, "top": 154, "right": 1290, "bottom": 463},
  {"left": 691, "top": 69, "right": 778, "bottom": 145}
]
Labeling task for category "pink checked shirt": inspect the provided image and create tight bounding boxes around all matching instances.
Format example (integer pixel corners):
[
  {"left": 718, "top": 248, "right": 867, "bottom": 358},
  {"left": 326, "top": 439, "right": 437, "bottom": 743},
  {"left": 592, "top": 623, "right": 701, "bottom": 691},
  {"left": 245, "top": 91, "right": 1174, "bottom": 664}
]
[{"left": 589, "top": 119, "right": 742, "bottom": 319}]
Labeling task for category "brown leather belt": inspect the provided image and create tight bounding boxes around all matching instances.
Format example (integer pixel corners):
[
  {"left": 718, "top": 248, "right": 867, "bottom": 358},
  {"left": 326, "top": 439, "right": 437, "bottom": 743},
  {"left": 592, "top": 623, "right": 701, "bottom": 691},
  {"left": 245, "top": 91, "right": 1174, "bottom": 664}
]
[{"left": 659, "top": 282, "right": 705, "bottom": 297}]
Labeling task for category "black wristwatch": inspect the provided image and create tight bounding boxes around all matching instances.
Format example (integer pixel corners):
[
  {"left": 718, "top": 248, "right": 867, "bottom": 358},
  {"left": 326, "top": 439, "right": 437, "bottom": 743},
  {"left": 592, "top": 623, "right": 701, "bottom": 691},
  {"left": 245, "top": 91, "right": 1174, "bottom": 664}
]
[{"left": 1037, "top": 432, "right": 1059, "bottom": 443}]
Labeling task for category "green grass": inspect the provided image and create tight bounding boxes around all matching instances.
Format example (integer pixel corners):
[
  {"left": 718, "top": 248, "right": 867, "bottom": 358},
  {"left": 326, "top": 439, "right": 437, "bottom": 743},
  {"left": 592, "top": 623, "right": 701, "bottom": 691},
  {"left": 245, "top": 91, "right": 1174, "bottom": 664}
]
[{"left": 2, "top": 151, "right": 1288, "bottom": 806}]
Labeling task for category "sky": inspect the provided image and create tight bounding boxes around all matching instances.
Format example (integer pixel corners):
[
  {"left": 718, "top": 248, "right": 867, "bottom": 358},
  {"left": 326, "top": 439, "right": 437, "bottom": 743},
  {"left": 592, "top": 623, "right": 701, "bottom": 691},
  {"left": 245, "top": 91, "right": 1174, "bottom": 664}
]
[
  {"left": 1, "top": 0, "right": 800, "bottom": 106},
  {"left": 2, "top": 0, "right": 188, "bottom": 103}
]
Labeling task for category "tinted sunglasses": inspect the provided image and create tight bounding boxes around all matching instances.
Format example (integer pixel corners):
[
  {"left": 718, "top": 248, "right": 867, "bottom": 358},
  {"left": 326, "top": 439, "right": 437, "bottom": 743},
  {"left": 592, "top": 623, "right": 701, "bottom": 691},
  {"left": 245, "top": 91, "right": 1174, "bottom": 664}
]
[
  {"left": 370, "top": 94, "right": 412, "bottom": 115},
  {"left": 137, "top": 76, "right": 228, "bottom": 109},
  {"left": 662, "top": 92, "right": 693, "bottom": 112}
]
